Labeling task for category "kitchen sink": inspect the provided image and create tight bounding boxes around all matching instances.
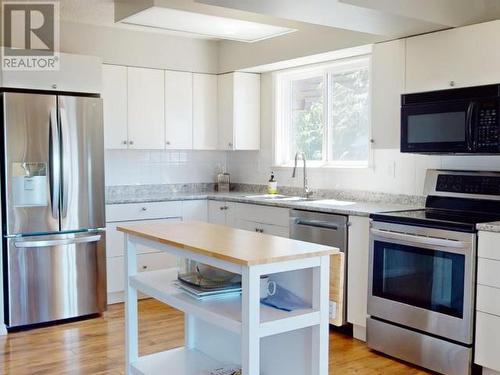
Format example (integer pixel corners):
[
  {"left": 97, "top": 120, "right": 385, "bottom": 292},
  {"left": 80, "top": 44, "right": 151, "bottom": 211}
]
[
  {"left": 244, "top": 194, "right": 288, "bottom": 199},
  {"left": 244, "top": 194, "right": 314, "bottom": 202},
  {"left": 244, "top": 195, "right": 355, "bottom": 205},
  {"left": 310, "top": 199, "right": 356, "bottom": 206}
]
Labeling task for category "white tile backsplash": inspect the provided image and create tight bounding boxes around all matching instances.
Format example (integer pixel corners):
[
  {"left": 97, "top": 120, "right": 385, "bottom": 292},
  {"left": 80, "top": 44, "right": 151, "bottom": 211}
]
[{"left": 105, "top": 149, "right": 227, "bottom": 186}]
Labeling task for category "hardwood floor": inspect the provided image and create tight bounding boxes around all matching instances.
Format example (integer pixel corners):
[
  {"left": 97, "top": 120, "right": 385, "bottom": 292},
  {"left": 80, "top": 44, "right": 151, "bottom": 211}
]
[{"left": 0, "top": 299, "right": 431, "bottom": 374}]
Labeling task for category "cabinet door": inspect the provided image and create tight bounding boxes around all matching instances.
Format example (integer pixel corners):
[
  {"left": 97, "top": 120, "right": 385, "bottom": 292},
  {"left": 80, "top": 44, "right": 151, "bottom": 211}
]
[
  {"left": 182, "top": 200, "right": 208, "bottom": 222},
  {"left": 260, "top": 222, "right": 289, "bottom": 238},
  {"left": 127, "top": 67, "right": 165, "bottom": 149},
  {"left": 371, "top": 40, "right": 405, "bottom": 149},
  {"left": 347, "top": 216, "right": 370, "bottom": 340},
  {"left": 476, "top": 311, "right": 500, "bottom": 371},
  {"left": 165, "top": 70, "right": 193, "bottom": 149},
  {"left": 106, "top": 252, "right": 177, "bottom": 298},
  {"left": 208, "top": 200, "right": 227, "bottom": 225},
  {"left": 406, "top": 21, "right": 500, "bottom": 93},
  {"left": 0, "top": 53, "right": 101, "bottom": 93},
  {"left": 233, "top": 72, "right": 260, "bottom": 150},
  {"left": 193, "top": 73, "right": 218, "bottom": 150},
  {"left": 217, "top": 73, "right": 234, "bottom": 150},
  {"left": 102, "top": 65, "right": 128, "bottom": 149},
  {"left": 106, "top": 218, "right": 181, "bottom": 258}
]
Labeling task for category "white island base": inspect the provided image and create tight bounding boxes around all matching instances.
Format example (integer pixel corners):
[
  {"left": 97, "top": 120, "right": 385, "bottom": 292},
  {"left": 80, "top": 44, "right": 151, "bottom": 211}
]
[{"left": 119, "top": 221, "right": 336, "bottom": 375}]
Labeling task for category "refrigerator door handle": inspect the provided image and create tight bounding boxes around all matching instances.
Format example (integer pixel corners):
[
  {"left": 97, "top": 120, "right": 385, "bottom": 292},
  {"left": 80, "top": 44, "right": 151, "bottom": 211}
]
[
  {"left": 13, "top": 234, "right": 102, "bottom": 248},
  {"left": 49, "top": 107, "right": 60, "bottom": 219},
  {"left": 59, "top": 106, "right": 70, "bottom": 218}
]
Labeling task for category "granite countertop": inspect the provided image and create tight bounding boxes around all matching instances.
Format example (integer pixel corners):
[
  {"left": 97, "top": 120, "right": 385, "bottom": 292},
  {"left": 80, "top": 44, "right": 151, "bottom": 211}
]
[
  {"left": 477, "top": 222, "right": 500, "bottom": 233},
  {"left": 106, "top": 190, "right": 421, "bottom": 217}
]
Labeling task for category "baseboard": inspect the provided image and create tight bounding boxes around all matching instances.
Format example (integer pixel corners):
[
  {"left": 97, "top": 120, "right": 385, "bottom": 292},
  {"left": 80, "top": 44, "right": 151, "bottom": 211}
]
[
  {"left": 107, "top": 291, "right": 151, "bottom": 305},
  {"left": 353, "top": 324, "right": 366, "bottom": 342},
  {"left": 483, "top": 368, "right": 500, "bottom": 375},
  {"left": 0, "top": 323, "right": 8, "bottom": 336},
  {"left": 107, "top": 292, "right": 124, "bottom": 305}
]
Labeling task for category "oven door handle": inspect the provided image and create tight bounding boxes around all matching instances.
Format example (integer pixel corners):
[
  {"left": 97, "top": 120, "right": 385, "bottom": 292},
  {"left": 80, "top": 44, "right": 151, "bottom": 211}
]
[{"left": 370, "top": 228, "right": 469, "bottom": 249}]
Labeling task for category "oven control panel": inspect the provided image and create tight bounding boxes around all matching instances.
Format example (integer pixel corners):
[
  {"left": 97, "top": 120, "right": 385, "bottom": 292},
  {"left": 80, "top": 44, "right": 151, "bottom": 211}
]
[
  {"left": 478, "top": 103, "right": 500, "bottom": 151},
  {"left": 436, "top": 174, "right": 500, "bottom": 196}
]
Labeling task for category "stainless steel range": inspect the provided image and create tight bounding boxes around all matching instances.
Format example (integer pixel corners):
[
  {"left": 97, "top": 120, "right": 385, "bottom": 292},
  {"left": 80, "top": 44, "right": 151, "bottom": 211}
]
[{"left": 367, "top": 169, "right": 500, "bottom": 375}]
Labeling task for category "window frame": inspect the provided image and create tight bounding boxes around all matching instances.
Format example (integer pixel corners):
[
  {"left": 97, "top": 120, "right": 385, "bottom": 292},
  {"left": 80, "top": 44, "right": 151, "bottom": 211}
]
[{"left": 274, "top": 55, "right": 372, "bottom": 169}]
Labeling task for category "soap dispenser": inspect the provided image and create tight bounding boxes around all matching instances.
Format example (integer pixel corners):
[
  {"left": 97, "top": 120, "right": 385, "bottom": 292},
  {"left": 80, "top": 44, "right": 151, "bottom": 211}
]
[{"left": 267, "top": 172, "right": 278, "bottom": 194}]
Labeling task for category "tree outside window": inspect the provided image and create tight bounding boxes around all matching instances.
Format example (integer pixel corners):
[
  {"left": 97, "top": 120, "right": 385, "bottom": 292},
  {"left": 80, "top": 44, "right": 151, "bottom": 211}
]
[{"left": 276, "top": 57, "right": 371, "bottom": 167}]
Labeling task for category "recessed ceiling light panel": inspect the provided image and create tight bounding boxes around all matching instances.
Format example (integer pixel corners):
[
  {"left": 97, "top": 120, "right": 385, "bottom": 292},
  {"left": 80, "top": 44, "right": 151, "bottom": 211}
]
[{"left": 119, "top": 6, "right": 297, "bottom": 42}]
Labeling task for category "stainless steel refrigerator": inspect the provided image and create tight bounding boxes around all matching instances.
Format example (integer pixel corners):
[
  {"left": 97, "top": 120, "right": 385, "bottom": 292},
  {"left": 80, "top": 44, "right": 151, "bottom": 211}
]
[{"left": 1, "top": 91, "right": 106, "bottom": 328}]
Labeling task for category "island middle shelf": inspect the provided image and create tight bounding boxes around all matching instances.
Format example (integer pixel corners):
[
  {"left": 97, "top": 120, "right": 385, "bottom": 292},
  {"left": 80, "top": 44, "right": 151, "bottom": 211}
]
[{"left": 130, "top": 268, "right": 321, "bottom": 338}]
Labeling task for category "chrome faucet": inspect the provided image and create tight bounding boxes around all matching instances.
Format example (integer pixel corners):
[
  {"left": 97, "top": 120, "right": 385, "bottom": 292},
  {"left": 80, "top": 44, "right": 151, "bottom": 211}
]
[{"left": 292, "top": 152, "right": 312, "bottom": 198}]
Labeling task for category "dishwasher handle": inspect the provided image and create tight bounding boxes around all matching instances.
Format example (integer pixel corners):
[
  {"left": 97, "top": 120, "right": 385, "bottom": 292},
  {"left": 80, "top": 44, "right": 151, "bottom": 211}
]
[{"left": 294, "top": 218, "right": 342, "bottom": 230}]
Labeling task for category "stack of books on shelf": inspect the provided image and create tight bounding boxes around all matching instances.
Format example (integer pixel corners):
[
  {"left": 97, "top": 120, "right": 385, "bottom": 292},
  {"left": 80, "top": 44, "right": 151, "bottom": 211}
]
[{"left": 174, "top": 273, "right": 242, "bottom": 301}]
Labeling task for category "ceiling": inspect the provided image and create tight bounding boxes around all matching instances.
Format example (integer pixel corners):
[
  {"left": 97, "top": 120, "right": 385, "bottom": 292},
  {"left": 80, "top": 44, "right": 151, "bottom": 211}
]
[
  {"left": 58, "top": 0, "right": 348, "bottom": 41},
  {"left": 197, "top": 0, "right": 500, "bottom": 38}
]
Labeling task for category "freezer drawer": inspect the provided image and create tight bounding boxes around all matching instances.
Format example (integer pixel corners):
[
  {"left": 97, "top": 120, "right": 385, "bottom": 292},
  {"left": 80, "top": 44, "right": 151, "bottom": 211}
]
[{"left": 6, "top": 232, "right": 106, "bottom": 327}]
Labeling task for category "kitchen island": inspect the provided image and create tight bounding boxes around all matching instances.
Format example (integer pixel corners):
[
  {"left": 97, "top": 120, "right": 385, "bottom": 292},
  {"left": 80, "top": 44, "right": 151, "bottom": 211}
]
[{"left": 118, "top": 221, "right": 337, "bottom": 375}]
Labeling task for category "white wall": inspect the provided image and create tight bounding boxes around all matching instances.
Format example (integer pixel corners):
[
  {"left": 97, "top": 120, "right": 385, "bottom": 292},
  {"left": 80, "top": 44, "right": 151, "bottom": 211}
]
[
  {"left": 227, "top": 73, "right": 500, "bottom": 196},
  {"left": 61, "top": 21, "right": 219, "bottom": 73},
  {"left": 59, "top": 21, "right": 226, "bottom": 186},
  {"left": 218, "top": 25, "right": 378, "bottom": 73},
  {"left": 105, "top": 150, "right": 227, "bottom": 186}
]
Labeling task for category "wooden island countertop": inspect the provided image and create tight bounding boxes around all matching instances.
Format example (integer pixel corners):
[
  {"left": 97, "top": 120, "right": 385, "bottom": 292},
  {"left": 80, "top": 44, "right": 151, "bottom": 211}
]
[{"left": 117, "top": 221, "right": 338, "bottom": 266}]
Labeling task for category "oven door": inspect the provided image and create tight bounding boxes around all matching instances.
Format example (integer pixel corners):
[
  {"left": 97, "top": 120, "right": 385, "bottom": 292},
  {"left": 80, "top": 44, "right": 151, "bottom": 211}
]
[
  {"left": 368, "top": 222, "right": 476, "bottom": 345},
  {"left": 401, "top": 100, "right": 476, "bottom": 153}
]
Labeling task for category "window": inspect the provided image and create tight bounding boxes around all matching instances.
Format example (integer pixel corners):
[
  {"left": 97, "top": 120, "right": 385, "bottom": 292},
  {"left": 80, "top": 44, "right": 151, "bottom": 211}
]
[{"left": 275, "top": 57, "right": 371, "bottom": 167}]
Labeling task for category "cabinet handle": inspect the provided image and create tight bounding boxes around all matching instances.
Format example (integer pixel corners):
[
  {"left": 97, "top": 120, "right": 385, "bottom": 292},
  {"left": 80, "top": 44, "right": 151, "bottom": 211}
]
[
  {"left": 129, "top": 140, "right": 134, "bottom": 145},
  {"left": 260, "top": 229, "right": 264, "bottom": 233},
  {"left": 220, "top": 206, "right": 224, "bottom": 210},
  {"left": 224, "top": 206, "right": 229, "bottom": 210},
  {"left": 141, "top": 207, "right": 147, "bottom": 211},
  {"left": 255, "top": 228, "right": 259, "bottom": 232},
  {"left": 228, "top": 142, "right": 233, "bottom": 147},
  {"left": 122, "top": 140, "right": 128, "bottom": 145},
  {"left": 450, "top": 80, "right": 456, "bottom": 87},
  {"left": 51, "top": 84, "right": 57, "bottom": 89},
  {"left": 141, "top": 265, "right": 148, "bottom": 270},
  {"left": 166, "top": 141, "right": 171, "bottom": 145}
]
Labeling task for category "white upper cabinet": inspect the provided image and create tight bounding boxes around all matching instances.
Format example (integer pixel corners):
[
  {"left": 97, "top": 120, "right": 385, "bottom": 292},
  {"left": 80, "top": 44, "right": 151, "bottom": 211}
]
[
  {"left": 165, "top": 70, "right": 193, "bottom": 149},
  {"left": 102, "top": 65, "right": 128, "bottom": 150},
  {"left": 218, "top": 72, "right": 260, "bottom": 150},
  {"left": 193, "top": 73, "right": 218, "bottom": 150},
  {"left": 127, "top": 67, "right": 165, "bottom": 150},
  {"left": 0, "top": 53, "right": 102, "bottom": 93},
  {"left": 371, "top": 40, "right": 405, "bottom": 149},
  {"left": 406, "top": 20, "right": 500, "bottom": 93}
]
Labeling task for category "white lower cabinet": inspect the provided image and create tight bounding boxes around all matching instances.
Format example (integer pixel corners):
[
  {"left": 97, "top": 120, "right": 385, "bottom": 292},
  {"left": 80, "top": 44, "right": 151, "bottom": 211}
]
[
  {"left": 476, "top": 312, "right": 500, "bottom": 373},
  {"left": 107, "top": 252, "right": 177, "bottom": 301},
  {"left": 208, "top": 200, "right": 232, "bottom": 225},
  {"left": 476, "top": 231, "right": 500, "bottom": 373},
  {"left": 182, "top": 200, "right": 208, "bottom": 222},
  {"left": 106, "top": 199, "right": 210, "bottom": 304},
  {"left": 346, "top": 216, "right": 370, "bottom": 341},
  {"left": 233, "top": 218, "right": 289, "bottom": 238}
]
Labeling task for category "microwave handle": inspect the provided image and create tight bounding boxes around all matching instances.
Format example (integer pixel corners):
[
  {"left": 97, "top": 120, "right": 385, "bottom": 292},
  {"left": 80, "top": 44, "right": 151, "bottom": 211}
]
[{"left": 466, "top": 102, "right": 477, "bottom": 151}]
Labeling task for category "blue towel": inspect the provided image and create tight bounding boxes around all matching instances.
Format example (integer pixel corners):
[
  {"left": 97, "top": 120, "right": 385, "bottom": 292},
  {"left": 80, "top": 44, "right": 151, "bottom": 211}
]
[{"left": 260, "top": 284, "right": 310, "bottom": 312}]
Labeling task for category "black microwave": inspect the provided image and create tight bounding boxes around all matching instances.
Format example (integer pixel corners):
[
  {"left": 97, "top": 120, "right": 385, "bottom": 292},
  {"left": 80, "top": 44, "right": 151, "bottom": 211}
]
[{"left": 401, "top": 84, "right": 500, "bottom": 154}]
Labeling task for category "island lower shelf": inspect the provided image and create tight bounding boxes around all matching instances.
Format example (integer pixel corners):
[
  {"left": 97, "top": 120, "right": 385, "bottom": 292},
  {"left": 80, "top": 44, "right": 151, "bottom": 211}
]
[
  {"left": 130, "top": 268, "right": 321, "bottom": 338},
  {"left": 130, "top": 347, "right": 224, "bottom": 375}
]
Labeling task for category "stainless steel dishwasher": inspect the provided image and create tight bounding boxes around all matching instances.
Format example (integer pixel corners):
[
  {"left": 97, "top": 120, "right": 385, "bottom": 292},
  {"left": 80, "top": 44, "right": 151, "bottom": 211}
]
[{"left": 290, "top": 209, "right": 348, "bottom": 326}]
